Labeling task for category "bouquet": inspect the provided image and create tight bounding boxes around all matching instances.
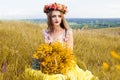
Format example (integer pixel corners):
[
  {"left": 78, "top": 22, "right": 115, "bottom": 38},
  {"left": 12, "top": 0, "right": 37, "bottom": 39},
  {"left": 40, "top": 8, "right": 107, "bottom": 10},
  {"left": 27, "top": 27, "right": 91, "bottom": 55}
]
[{"left": 32, "top": 41, "right": 75, "bottom": 74}]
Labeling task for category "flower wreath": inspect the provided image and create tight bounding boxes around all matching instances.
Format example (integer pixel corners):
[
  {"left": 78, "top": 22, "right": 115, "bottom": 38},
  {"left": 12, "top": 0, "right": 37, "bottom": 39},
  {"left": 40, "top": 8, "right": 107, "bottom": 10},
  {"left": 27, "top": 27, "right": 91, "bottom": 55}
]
[{"left": 43, "top": 3, "right": 68, "bottom": 14}]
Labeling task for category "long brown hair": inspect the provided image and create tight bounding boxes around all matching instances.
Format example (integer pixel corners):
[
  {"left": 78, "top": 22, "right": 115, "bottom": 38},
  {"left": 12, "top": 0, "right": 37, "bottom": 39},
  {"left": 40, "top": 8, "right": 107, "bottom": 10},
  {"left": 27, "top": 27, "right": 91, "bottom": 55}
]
[{"left": 46, "top": 11, "right": 69, "bottom": 32}]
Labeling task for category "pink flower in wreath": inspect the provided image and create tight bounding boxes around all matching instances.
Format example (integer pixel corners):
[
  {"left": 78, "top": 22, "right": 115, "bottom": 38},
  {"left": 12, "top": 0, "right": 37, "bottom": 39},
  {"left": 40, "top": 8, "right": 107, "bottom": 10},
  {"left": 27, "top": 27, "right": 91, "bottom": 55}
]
[
  {"left": 44, "top": 3, "right": 68, "bottom": 14},
  {"left": 57, "top": 4, "right": 62, "bottom": 10},
  {"left": 51, "top": 4, "right": 57, "bottom": 10}
]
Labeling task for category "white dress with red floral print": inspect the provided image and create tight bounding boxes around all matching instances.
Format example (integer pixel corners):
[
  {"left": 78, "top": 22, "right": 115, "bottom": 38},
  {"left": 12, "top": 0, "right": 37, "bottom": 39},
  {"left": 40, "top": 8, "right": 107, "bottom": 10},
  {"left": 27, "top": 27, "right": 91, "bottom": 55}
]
[{"left": 42, "top": 29, "right": 70, "bottom": 44}]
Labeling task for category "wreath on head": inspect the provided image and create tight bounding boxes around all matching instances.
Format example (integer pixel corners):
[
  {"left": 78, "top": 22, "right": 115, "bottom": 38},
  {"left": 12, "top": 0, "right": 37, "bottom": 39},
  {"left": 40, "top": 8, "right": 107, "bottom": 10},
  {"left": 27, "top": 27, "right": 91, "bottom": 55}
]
[{"left": 43, "top": 3, "right": 68, "bottom": 14}]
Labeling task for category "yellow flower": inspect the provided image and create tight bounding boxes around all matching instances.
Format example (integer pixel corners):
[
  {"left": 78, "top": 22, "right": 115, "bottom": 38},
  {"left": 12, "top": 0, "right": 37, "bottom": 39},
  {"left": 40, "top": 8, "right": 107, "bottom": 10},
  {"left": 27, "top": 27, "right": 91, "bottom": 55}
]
[
  {"left": 32, "top": 41, "right": 75, "bottom": 74},
  {"left": 41, "top": 62, "right": 46, "bottom": 66},
  {"left": 110, "top": 51, "right": 120, "bottom": 60},
  {"left": 102, "top": 62, "right": 109, "bottom": 70},
  {"left": 115, "top": 64, "right": 120, "bottom": 70},
  {"left": 32, "top": 53, "right": 39, "bottom": 59}
]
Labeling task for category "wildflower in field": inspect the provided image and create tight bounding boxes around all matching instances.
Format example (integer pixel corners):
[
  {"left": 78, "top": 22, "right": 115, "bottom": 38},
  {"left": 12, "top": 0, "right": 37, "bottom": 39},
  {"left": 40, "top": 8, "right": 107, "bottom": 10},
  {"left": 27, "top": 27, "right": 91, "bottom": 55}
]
[
  {"left": 32, "top": 41, "right": 75, "bottom": 74},
  {"left": 115, "top": 65, "right": 120, "bottom": 71},
  {"left": 102, "top": 62, "right": 109, "bottom": 70},
  {"left": 110, "top": 51, "right": 120, "bottom": 60}
]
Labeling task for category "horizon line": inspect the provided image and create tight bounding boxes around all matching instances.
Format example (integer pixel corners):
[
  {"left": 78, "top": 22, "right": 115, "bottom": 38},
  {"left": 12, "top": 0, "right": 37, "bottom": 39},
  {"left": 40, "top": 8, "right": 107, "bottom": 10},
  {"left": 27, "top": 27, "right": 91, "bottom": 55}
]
[{"left": 1, "top": 17, "right": 120, "bottom": 20}]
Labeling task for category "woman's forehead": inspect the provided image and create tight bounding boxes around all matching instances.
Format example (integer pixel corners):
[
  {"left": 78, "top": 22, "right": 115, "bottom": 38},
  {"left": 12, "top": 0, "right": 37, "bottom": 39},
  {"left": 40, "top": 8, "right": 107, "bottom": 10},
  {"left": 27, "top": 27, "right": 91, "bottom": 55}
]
[{"left": 52, "top": 10, "right": 61, "bottom": 15}]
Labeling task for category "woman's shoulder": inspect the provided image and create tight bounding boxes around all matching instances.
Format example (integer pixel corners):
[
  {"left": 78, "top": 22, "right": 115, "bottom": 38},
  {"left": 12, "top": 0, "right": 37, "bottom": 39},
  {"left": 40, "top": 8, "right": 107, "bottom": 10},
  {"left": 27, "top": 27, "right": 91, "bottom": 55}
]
[
  {"left": 42, "top": 29, "right": 49, "bottom": 35},
  {"left": 42, "top": 29, "right": 50, "bottom": 39},
  {"left": 42, "top": 29, "right": 48, "bottom": 33},
  {"left": 67, "top": 28, "right": 72, "bottom": 31},
  {"left": 67, "top": 28, "right": 73, "bottom": 35},
  {"left": 65, "top": 28, "right": 73, "bottom": 38}
]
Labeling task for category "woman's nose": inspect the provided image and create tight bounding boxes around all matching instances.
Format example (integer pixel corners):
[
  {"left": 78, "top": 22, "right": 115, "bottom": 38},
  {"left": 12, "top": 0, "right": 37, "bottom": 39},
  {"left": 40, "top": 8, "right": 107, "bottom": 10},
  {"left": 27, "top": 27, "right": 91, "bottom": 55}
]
[{"left": 56, "top": 16, "right": 59, "bottom": 20}]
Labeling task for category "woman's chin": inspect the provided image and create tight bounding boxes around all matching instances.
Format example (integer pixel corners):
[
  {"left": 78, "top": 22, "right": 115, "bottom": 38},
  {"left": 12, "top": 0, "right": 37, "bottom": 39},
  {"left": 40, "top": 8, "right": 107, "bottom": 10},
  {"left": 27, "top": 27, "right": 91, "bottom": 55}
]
[{"left": 54, "top": 24, "right": 60, "bottom": 26}]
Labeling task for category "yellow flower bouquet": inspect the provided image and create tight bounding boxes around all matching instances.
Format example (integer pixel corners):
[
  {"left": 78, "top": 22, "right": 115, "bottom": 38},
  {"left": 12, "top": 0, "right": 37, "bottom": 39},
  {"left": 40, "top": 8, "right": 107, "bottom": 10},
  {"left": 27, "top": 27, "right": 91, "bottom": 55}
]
[{"left": 32, "top": 41, "right": 75, "bottom": 74}]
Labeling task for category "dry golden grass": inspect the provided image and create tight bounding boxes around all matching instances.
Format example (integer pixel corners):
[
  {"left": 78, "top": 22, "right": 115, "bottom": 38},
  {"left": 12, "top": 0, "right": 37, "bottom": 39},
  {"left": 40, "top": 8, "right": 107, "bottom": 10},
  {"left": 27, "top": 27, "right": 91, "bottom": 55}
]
[
  {"left": 73, "top": 28, "right": 120, "bottom": 80},
  {"left": 0, "top": 20, "right": 120, "bottom": 80}
]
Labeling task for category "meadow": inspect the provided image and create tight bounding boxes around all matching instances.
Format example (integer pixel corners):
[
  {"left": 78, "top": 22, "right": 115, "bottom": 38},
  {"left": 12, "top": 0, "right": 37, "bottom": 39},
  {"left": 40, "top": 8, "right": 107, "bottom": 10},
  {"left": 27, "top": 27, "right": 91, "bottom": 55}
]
[{"left": 0, "top": 20, "right": 120, "bottom": 80}]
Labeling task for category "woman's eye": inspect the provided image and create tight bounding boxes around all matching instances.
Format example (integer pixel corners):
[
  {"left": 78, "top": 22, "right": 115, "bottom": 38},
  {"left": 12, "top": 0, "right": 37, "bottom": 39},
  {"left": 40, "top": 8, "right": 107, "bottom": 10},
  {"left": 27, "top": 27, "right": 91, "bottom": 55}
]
[{"left": 58, "top": 15, "right": 61, "bottom": 18}]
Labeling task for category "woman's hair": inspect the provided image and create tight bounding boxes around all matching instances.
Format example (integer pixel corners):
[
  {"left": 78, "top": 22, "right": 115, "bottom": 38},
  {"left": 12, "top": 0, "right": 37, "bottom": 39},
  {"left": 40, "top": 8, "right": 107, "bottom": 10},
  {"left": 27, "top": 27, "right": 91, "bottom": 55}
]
[{"left": 47, "top": 11, "right": 69, "bottom": 32}]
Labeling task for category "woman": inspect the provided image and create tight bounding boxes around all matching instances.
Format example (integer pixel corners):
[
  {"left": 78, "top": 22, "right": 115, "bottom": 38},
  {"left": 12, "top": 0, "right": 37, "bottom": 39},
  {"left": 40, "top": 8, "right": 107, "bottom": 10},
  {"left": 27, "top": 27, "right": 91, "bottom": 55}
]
[
  {"left": 43, "top": 3, "right": 73, "bottom": 50},
  {"left": 26, "top": 3, "right": 99, "bottom": 80}
]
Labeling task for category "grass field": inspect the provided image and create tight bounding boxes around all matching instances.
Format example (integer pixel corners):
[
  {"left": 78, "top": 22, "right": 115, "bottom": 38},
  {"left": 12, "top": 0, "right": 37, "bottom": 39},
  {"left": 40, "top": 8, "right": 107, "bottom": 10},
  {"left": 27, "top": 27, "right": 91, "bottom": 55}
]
[{"left": 0, "top": 20, "right": 120, "bottom": 80}]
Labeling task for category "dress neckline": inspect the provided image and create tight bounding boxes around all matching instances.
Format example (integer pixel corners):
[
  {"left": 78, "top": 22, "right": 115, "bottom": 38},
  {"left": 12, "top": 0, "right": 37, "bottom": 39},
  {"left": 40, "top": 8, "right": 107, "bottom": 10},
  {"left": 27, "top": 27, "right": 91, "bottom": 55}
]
[{"left": 46, "top": 29, "right": 66, "bottom": 41}]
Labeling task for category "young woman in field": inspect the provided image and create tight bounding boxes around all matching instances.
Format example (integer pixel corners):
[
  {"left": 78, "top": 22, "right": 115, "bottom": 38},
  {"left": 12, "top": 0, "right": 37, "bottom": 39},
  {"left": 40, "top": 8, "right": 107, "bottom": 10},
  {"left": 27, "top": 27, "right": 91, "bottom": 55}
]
[{"left": 26, "top": 3, "right": 99, "bottom": 80}]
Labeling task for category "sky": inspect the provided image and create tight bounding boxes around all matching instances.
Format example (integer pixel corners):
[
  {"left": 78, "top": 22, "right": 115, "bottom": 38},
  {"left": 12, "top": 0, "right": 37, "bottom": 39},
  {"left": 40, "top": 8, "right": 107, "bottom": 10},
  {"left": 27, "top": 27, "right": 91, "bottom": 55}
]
[{"left": 0, "top": 0, "right": 120, "bottom": 19}]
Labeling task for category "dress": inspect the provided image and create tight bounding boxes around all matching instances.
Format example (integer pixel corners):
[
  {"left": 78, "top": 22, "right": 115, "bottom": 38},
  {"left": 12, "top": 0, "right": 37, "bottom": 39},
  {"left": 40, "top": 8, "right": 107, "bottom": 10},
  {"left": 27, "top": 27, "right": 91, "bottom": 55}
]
[{"left": 25, "top": 29, "right": 99, "bottom": 80}]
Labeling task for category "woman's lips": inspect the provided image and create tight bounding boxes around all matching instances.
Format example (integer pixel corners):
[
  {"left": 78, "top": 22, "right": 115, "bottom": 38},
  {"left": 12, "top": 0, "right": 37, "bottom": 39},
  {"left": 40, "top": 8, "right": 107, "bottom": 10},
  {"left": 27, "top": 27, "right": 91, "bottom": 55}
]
[{"left": 55, "top": 21, "right": 59, "bottom": 23}]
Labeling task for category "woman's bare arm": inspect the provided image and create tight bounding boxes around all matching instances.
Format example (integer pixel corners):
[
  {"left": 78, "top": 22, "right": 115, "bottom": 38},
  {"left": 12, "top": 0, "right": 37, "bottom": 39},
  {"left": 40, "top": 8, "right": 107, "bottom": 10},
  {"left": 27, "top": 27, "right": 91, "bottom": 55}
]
[{"left": 67, "top": 29, "right": 73, "bottom": 51}]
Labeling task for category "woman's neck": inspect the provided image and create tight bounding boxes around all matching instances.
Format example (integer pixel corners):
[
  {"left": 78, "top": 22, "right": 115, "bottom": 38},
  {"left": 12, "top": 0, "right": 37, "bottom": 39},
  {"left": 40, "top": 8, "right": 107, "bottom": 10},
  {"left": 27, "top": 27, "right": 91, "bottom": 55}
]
[{"left": 53, "top": 26, "right": 62, "bottom": 33}]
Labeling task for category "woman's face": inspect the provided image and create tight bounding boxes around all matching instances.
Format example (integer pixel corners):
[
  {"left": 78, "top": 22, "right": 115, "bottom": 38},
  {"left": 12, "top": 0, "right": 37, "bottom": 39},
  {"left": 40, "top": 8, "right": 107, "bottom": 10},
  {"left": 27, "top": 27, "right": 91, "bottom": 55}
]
[{"left": 51, "top": 10, "right": 62, "bottom": 26}]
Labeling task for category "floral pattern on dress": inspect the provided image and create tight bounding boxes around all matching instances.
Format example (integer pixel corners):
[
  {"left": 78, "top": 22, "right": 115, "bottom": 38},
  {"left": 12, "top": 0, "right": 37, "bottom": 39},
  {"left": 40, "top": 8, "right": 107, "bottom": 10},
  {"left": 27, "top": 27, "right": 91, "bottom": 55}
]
[{"left": 42, "top": 29, "right": 72, "bottom": 44}]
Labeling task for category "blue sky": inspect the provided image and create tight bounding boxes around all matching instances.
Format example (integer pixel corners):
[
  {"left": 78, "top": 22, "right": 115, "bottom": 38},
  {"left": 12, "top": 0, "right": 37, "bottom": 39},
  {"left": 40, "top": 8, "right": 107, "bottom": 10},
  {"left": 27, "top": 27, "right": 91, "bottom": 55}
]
[{"left": 0, "top": 0, "right": 120, "bottom": 19}]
